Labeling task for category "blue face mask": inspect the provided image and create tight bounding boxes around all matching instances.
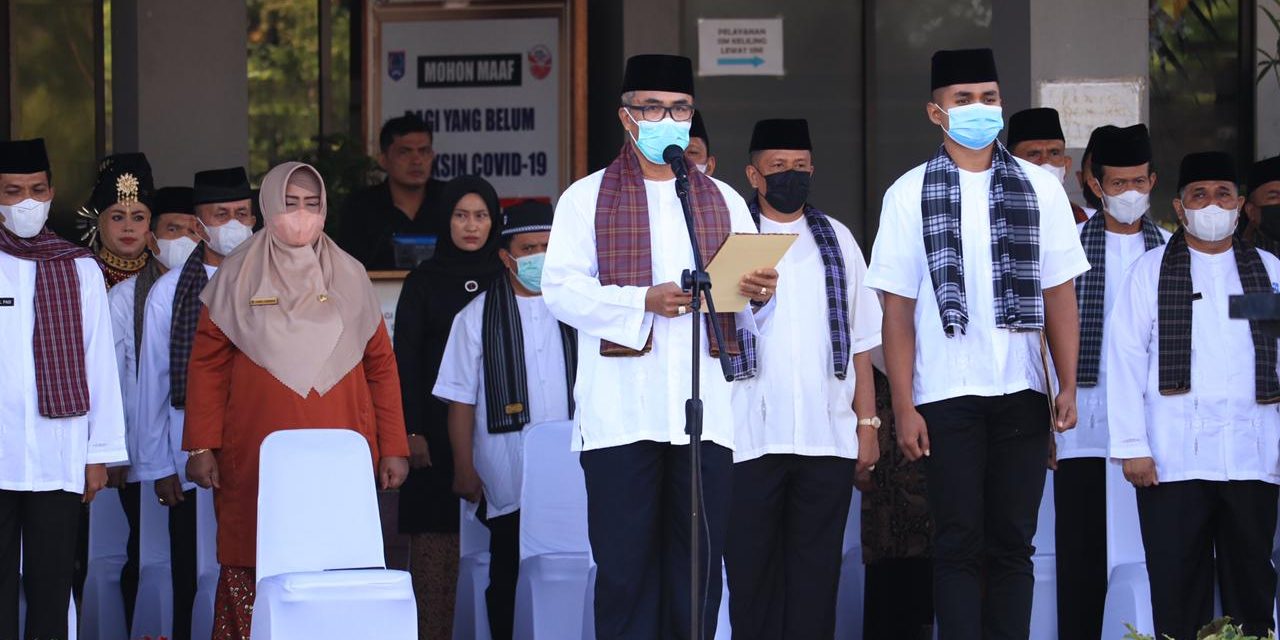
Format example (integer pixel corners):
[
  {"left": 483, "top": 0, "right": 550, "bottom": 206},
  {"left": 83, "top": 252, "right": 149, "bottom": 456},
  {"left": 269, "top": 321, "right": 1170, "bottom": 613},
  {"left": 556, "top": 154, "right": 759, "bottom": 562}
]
[
  {"left": 514, "top": 252, "right": 545, "bottom": 293},
  {"left": 936, "top": 102, "right": 1004, "bottom": 150},
  {"left": 626, "top": 112, "right": 691, "bottom": 165}
]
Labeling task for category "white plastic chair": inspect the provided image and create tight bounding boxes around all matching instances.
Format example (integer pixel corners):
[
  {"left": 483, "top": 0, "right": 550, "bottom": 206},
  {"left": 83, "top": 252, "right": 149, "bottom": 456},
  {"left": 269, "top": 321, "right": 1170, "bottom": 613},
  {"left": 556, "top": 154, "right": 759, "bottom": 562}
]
[
  {"left": 132, "top": 480, "right": 173, "bottom": 640},
  {"left": 190, "top": 486, "right": 219, "bottom": 640},
  {"left": 454, "top": 499, "right": 493, "bottom": 640},
  {"left": 81, "top": 487, "right": 129, "bottom": 640},
  {"left": 1029, "top": 469, "right": 1057, "bottom": 638},
  {"left": 1101, "top": 459, "right": 1155, "bottom": 638},
  {"left": 834, "top": 490, "right": 865, "bottom": 639},
  {"left": 250, "top": 429, "right": 416, "bottom": 640},
  {"left": 513, "top": 420, "right": 591, "bottom": 639}
]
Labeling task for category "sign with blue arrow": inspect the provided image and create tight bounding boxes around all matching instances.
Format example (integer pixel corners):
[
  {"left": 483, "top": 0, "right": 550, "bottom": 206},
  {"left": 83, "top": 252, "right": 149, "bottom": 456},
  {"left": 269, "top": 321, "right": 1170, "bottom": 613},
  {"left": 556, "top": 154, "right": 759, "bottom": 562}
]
[{"left": 697, "top": 18, "right": 784, "bottom": 77}]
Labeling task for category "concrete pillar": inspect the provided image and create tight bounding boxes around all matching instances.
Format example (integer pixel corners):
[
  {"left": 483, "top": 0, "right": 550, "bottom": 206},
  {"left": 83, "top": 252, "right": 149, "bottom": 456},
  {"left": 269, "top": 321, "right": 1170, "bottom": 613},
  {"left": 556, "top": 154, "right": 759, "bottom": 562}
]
[
  {"left": 112, "top": 0, "right": 249, "bottom": 186},
  {"left": 623, "top": 0, "right": 683, "bottom": 60},
  {"left": 1028, "top": 0, "right": 1150, "bottom": 121},
  {"left": 1259, "top": 2, "right": 1280, "bottom": 159}
]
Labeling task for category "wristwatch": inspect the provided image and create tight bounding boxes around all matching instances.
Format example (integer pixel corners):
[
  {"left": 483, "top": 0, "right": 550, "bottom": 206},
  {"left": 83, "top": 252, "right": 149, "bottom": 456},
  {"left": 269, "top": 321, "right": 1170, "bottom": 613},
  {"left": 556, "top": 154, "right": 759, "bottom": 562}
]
[{"left": 857, "top": 416, "right": 882, "bottom": 430}]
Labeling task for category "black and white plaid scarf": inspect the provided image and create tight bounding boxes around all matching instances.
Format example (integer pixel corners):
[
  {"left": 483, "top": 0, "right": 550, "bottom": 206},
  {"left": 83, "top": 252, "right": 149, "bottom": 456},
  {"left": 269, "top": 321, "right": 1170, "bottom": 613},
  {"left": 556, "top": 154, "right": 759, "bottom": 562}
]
[
  {"left": 481, "top": 272, "right": 577, "bottom": 434},
  {"left": 729, "top": 199, "right": 851, "bottom": 381},
  {"left": 1076, "top": 214, "right": 1165, "bottom": 387},
  {"left": 1157, "top": 230, "right": 1280, "bottom": 403},
  {"left": 921, "top": 142, "right": 1042, "bottom": 336},
  {"left": 131, "top": 258, "right": 164, "bottom": 370},
  {"left": 169, "top": 243, "right": 207, "bottom": 409}
]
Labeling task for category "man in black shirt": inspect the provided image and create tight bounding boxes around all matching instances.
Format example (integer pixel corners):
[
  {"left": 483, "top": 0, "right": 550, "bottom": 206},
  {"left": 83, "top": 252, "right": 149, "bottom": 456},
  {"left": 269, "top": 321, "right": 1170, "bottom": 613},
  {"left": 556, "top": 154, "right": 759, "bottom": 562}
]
[{"left": 337, "top": 114, "right": 449, "bottom": 270}]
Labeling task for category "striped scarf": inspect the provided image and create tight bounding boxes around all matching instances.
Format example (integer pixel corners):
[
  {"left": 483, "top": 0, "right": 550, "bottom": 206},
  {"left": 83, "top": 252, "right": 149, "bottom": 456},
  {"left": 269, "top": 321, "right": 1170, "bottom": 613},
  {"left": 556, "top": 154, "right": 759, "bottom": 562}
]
[
  {"left": 481, "top": 273, "right": 577, "bottom": 433},
  {"left": 729, "top": 199, "right": 850, "bottom": 381},
  {"left": 0, "top": 226, "right": 95, "bottom": 418},
  {"left": 921, "top": 142, "right": 1042, "bottom": 337},
  {"left": 1157, "top": 230, "right": 1280, "bottom": 403},
  {"left": 594, "top": 143, "right": 739, "bottom": 357},
  {"left": 169, "top": 244, "right": 208, "bottom": 409},
  {"left": 1075, "top": 214, "right": 1165, "bottom": 387},
  {"left": 131, "top": 258, "right": 164, "bottom": 368}
]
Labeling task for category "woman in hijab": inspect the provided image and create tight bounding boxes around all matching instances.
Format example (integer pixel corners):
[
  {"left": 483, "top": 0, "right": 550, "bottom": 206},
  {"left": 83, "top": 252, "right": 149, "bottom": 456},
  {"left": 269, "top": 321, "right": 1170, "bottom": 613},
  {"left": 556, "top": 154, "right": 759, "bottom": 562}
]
[
  {"left": 394, "top": 175, "right": 504, "bottom": 639},
  {"left": 182, "top": 162, "right": 411, "bottom": 639}
]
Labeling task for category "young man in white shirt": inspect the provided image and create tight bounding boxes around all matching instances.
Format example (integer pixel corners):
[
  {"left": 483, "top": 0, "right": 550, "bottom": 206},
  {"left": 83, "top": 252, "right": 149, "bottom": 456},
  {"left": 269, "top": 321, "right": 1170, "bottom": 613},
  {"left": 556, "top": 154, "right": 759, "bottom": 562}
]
[
  {"left": 1054, "top": 123, "right": 1168, "bottom": 640},
  {"left": 0, "top": 138, "right": 127, "bottom": 639},
  {"left": 542, "top": 54, "right": 777, "bottom": 639},
  {"left": 434, "top": 200, "right": 573, "bottom": 640},
  {"left": 865, "top": 48, "right": 1089, "bottom": 639},
  {"left": 1108, "top": 152, "right": 1280, "bottom": 640},
  {"left": 134, "top": 167, "right": 254, "bottom": 640},
  {"left": 723, "top": 118, "right": 882, "bottom": 639}
]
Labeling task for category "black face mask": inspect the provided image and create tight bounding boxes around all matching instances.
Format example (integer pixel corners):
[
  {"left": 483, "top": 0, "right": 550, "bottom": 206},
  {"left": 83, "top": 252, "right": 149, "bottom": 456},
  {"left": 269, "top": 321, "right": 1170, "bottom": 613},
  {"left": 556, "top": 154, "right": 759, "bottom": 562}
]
[
  {"left": 758, "top": 170, "right": 811, "bottom": 214},
  {"left": 1259, "top": 205, "right": 1280, "bottom": 240}
]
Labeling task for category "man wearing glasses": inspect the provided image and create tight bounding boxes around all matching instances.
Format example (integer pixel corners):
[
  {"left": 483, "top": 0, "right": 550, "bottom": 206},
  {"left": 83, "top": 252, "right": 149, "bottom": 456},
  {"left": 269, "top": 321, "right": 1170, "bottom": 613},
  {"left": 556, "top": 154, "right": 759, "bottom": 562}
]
[{"left": 542, "top": 54, "right": 777, "bottom": 639}]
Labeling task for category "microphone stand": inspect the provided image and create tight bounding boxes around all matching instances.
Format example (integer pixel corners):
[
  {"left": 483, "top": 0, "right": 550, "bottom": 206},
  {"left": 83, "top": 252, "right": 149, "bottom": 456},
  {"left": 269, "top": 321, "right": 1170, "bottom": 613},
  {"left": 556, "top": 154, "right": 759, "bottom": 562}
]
[{"left": 663, "top": 144, "right": 734, "bottom": 640}]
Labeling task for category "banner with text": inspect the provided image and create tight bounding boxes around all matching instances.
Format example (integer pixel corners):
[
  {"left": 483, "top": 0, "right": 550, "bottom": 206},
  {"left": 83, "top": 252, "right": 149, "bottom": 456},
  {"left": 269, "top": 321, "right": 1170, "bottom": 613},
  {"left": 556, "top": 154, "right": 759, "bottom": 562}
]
[{"left": 379, "top": 16, "right": 561, "bottom": 202}]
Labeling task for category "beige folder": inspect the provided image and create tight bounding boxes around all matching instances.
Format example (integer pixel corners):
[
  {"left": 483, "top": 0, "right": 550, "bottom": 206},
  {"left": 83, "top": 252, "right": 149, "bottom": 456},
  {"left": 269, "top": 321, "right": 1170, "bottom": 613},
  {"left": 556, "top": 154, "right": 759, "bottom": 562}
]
[{"left": 702, "top": 233, "right": 798, "bottom": 314}]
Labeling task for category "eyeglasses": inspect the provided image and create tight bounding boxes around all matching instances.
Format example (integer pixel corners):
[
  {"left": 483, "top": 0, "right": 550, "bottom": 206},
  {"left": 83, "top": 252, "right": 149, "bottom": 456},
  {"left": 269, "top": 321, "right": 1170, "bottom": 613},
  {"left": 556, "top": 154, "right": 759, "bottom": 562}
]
[{"left": 624, "top": 104, "right": 695, "bottom": 122}]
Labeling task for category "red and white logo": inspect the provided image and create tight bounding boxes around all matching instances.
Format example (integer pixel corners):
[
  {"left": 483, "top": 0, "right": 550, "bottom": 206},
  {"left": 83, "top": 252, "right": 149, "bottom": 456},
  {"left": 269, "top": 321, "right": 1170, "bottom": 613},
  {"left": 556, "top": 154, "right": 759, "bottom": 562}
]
[{"left": 528, "top": 45, "right": 553, "bottom": 80}]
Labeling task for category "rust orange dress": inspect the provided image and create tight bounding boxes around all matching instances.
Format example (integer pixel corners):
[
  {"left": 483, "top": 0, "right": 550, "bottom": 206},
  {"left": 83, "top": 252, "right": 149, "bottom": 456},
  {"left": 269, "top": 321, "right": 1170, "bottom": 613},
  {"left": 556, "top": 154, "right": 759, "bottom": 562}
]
[{"left": 183, "top": 306, "right": 409, "bottom": 567}]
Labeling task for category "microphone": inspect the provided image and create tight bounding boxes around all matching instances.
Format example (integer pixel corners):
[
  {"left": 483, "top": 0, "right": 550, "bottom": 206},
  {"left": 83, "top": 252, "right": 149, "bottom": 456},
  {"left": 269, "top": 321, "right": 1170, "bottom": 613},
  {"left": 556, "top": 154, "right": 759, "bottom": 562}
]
[{"left": 663, "top": 144, "right": 689, "bottom": 181}]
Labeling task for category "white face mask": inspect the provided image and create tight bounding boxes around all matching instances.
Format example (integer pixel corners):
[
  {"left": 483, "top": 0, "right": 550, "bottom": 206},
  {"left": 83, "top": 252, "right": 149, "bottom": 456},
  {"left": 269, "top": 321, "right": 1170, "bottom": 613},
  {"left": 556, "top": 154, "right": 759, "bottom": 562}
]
[
  {"left": 1042, "top": 163, "right": 1067, "bottom": 184},
  {"left": 0, "top": 198, "right": 51, "bottom": 238},
  {"left": 695, "top": 163, "right": 709, "bottom": 175},
  {"left": 155, "top": 235, "right": 199, "bottom": 272},
  {"left": 1103, "top": 190, "right": 1151, "bottom": 225},
  {"left": 203, "top": 219, "right": 254, "bottom": 256},
  {"left": 1182, "top": 204, "right": 1239, "bottom": 242}
]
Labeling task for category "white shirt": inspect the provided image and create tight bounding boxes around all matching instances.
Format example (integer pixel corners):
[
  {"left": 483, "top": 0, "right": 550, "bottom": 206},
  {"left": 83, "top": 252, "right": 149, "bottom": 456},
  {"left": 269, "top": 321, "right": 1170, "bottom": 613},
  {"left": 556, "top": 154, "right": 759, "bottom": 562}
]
[
  {"left": 731, "top": 214, "right": 883, "bottom": 463},
  {"left": 108, "top": 276, "right": 143, "bottom": 481},
  {"left": 0, "top": 254, "right": 128, "bottom": 493},
  {"left": 1107, "top": 245, "right": 1280, "bottom": 484},
  {"left": 135, "top": 262, "right": 217, "bottom": 490},
  {"left": 433, "top": 291, "right": 570, "bottom": 518},
  {"left": 1061, "top": 222, "right": 1172, "bottom": 460},
  {"left": 543, "top": 169, "right": 770, "bottom": 451},
  {"left": 865, "top": 157, "right": 1090, "bottom": 405}
]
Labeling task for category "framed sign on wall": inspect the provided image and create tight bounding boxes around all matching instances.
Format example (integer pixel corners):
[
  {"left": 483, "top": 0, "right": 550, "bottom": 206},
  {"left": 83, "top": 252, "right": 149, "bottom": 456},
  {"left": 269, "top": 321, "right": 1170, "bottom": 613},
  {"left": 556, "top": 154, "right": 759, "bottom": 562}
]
[{"left": 365, "top": 1, "right": 586, "bottom": 204}]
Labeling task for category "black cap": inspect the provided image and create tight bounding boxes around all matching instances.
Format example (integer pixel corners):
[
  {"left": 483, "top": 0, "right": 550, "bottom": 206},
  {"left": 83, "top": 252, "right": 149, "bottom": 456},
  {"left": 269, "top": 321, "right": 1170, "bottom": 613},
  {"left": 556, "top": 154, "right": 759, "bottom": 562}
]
[
  {"left": 749, "top": 119, "right": 812, "bottom": 152},
  {"left": 622, "top": 54, "right": 695, "bottom": 97},
  {"left": 1083, "top": 125, "right": 1118, "bottom": 162},
  {"left": 501, "top": 199, "right": 555, "bottom": 237},
  {"left": 1092, "top": 124, "right": 1152, "bottom": 169},
  {"left": 690, "top": 111, "right": 710, "bottom": 151},
  {"left": 0, "top": 138, "right": 50, "bottom": 174},
  {"left": 88, "top": 152, "right": 155, "bottom": 213},
  {"left": 1250, "top": 156, "right": 1280, "bottom": 191},
  {"left": 931, "top": 48, "right": 999, "bottom": 91},
  {"left": 1177, "top": 152, "right": 1238, "bottom": 191},
  {"left": 193, "top": 167, "right": 252, "bottom": 205},
  {"left": 1006, "top": 108, "right": 1064, "bottom": 149},
  {"left": 153, "top": 186, "right": 195, "bottom": 215}
]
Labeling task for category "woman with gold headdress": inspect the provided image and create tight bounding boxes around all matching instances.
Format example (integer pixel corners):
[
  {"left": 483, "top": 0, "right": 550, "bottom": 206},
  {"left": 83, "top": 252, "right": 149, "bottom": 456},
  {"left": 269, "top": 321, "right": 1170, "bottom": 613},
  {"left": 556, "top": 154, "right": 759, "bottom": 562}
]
[
  {"left": 82, "top": 152, "right": 157, "bottom": 288},
  {"left": 181, "top": 161, "right": 410, "bottom": 639}
]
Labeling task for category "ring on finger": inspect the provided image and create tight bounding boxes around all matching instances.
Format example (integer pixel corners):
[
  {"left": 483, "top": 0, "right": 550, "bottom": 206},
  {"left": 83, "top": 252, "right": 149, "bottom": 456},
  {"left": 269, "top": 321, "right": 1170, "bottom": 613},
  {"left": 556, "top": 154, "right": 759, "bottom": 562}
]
[
  {"left": 760, "top": 286, "right": 768, "bottom": 296},
  {"left": 677, "top": 305, "right": 687, "bottom": 315}
]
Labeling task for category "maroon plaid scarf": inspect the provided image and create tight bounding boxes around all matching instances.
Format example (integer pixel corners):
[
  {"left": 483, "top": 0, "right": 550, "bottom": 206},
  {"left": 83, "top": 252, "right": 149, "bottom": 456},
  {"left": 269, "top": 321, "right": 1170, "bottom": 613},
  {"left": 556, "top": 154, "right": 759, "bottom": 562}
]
[
  {"left": 594, "top": 144, "right": 739, "bottom": 357},
  {"left": 0, "top": 226, "right": 95, "bottom": 418}
]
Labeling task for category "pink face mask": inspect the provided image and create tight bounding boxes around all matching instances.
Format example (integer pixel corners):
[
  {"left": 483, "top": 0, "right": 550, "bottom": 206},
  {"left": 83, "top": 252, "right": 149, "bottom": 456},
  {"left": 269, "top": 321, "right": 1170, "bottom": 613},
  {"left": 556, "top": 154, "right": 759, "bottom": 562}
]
[{"left": 270, "top": 210, "right": 325, "bottom": 247}]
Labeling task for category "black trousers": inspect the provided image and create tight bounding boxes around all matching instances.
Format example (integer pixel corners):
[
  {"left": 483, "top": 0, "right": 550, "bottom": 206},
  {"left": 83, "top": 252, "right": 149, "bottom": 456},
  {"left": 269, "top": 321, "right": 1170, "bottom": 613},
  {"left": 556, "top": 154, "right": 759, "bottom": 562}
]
[
  {"left": 1054, "top": 457, "right": 1108, "bottom": 640},
  {"left": 864, "top": 557, "right": 935, "bottom": 640},
  {"left": 0, "top": 489, "right": 83, "bottom": 640},
  {"left": 117, "top": 482, "right": 141, "bottom": 630},
  {"left": 479, "top": 505, "right": 519, "bottom": 640},
  {"left": 915, "top": 390, "right": 1050, "bottom": 640},
  {"left": 167, "top": 488, "right": 198, "bottom": 640},
  {"left": 724, "top": 453, "right": 855, "bottom": 639},
  {"left": 580, "top": 441, "right": 732, "bottom": 640},
  {"left": 1136, "top": 480, "right": 1278, "bottom": 640}
]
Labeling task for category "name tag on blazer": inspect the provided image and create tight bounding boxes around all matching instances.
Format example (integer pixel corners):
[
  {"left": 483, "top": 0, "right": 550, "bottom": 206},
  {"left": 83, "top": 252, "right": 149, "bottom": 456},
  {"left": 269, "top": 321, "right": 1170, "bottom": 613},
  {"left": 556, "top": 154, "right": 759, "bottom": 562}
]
[
  {"left": 250, "top": 296, "right": 279, "bottom": 307},
  {"left": 0, "top": 298, "right": 13, "bottom": 307}
]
